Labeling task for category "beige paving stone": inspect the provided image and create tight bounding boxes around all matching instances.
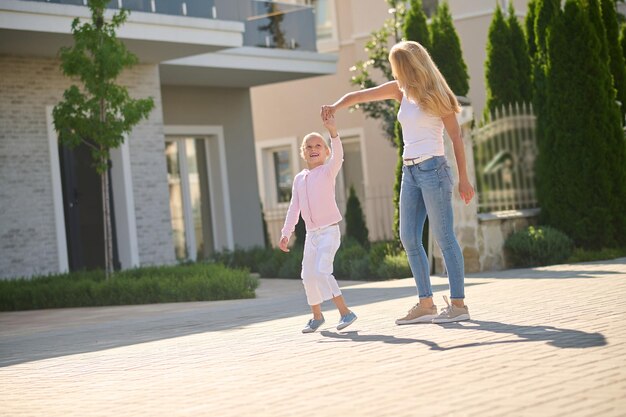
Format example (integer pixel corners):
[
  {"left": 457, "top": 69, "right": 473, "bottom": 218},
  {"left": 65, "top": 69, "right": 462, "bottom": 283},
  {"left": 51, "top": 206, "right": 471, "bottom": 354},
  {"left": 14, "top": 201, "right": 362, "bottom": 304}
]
[{"left": 0, "top": 258, "right": 625, "bottom": 417}]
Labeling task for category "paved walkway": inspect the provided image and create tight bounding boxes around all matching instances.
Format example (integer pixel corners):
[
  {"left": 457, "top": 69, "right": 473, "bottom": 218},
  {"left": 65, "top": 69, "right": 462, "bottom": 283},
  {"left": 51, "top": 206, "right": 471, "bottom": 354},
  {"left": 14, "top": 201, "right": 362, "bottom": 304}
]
[{"left": 1, "top": 258, "right": 625, "bottom": 417}]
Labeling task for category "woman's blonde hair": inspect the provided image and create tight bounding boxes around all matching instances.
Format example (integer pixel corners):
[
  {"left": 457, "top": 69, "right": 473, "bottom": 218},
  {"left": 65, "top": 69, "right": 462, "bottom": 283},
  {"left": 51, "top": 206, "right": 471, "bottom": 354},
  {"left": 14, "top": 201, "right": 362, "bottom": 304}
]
[
  {"left": 389, "top": 41, "right": 460, "bottom": 117},
  {"left": 300, "top": 132, "right": 329, "bottom": 159}
]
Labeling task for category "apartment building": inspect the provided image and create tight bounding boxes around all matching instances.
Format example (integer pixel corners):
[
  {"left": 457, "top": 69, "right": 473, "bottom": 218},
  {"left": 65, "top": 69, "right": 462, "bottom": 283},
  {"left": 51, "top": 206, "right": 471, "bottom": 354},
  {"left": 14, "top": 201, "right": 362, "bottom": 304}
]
[
  {"left": 252, "top": 0, "right": 530, "bottom": 252},
  {"left": 0, "top": 0, "right": 336, "bottom": 278}
]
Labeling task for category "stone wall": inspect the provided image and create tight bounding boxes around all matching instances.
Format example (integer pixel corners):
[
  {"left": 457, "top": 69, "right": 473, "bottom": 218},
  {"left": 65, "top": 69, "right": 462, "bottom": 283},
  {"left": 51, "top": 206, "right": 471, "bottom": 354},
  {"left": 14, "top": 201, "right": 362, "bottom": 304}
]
[{"left": 431, "top": 107, "right": 540, "bottom": 273}]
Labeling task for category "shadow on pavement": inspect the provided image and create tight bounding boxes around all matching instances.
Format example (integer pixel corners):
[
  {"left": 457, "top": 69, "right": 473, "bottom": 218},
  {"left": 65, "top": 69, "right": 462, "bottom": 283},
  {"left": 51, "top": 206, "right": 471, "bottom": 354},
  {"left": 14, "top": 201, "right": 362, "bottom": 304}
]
[
  {"left": 2, "top": 283, "right": 468, "bottom": 367},
  {"left": 320, "top": 320, "right": 606, "bottom": 350}
]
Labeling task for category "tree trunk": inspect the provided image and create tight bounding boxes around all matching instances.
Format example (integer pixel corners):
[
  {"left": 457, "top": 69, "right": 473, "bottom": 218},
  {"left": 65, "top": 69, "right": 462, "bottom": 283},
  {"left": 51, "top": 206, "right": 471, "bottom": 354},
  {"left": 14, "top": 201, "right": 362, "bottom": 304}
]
[{"left": 101, "top": 163, "right": 114, "bottom": 279}]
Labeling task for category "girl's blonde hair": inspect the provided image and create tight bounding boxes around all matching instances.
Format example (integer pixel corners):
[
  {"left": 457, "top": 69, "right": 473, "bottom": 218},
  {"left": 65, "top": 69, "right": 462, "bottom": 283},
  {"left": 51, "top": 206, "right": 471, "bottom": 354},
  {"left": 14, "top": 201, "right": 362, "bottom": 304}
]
[
  {"left": 389, "top": 41, "right": 460, "bottom": 117},
  {"left": 300, "top": 132, "right": 329, "bottom": 159}
]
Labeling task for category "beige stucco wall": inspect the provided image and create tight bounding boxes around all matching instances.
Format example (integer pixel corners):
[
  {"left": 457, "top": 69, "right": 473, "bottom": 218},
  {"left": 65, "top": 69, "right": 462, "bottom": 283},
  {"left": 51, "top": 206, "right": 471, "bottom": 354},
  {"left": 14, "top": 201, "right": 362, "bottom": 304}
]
[
  {"left": 251, "top": 0, "right": 398, "bottom": 243},
  {"left": 251, "top": 0, "right": 533, "bottom": 265}
]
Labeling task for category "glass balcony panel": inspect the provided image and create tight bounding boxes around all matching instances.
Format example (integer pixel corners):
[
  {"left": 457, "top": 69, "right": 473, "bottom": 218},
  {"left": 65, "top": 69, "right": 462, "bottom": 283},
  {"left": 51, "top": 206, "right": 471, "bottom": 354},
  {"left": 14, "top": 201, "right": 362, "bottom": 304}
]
[
  {"left": 118, "top": 0, "right": 152, "bottom": 13},
  {"left": 231, "top": 0, "right": 316, "bottom": 51},
  {"left": 19, "top": 0, "right": 317, "bottom": 52},
  {"left": 154, "top": 0, "right": 185, "bottom": 16},
  {"left": 40, "top": 0, "right": 86, "bottom": 5},
  {"left": 184, "top": 0, "right": 216, "bottom": 19}
]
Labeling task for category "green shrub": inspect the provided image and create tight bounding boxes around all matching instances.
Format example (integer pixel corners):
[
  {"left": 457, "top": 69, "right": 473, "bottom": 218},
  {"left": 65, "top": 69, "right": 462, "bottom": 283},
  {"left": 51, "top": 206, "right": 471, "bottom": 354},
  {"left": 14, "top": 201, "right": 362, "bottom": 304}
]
[
  {"left": 258, "top": 249, "right": 284, "bottom": 277},
  {"left": 368, "top": 240, "right": 403, "bottom": 266},
  {"left": 504, "top": 226, "right": 574, "bottom": 267},
  {"left": 567, "top": 247, "right": 626, "bottom": 264},
  {"left": 345, "top": 185, "right": 370, "bottom": 248},
  {"left": 334, "top": 239, "right": 369, "bottom": 279},
  {"left": 376, "top": 253, "right": 412, "bottom": 279},
  {"left": 211, "top": 246, "right": 271, "bottom": 272},
  {"left": 277, "top": 247, "right": 303, "bottom": 278},
  {"left": 0, "top": 263, "right": 258, "bottom": 311},
  {"left": 211, "top": 239, "right": 411, "bottom": 281}
]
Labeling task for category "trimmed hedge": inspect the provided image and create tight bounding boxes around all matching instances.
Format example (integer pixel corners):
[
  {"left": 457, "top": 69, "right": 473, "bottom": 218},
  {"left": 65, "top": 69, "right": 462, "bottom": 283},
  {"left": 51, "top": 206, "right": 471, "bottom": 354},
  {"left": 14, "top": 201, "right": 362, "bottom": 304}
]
[
  {"left": 0, "top": 263, "right": 258, "bottom": 311},
  {"left": 214, "top": 239, "right": 411, "bottom": 281},
  {"left": 504, "top": 226, "right": 574, "bottom": 268}
]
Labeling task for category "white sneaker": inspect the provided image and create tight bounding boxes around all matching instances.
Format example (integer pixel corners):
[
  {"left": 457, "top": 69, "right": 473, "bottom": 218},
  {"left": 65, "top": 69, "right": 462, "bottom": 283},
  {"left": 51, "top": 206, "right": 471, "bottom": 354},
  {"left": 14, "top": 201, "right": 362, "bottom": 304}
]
[
  {"left": 395, "top": 303, "right": 438, "bottom": 325},
  {"left": 432, "top": 296, "right": 470, "bottom": 323}
]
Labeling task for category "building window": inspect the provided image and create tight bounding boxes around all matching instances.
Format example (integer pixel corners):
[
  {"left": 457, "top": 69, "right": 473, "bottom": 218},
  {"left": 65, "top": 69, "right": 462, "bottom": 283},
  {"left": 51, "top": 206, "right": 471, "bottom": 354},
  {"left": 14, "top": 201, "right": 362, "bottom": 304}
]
[
  {"left": 271, "top": 147, "right": 293, "bottom": 204},
  {"left": 165, "top": 137, "right": 215, "bottom": 261},
  {"left": 304, "top": 0, "right": 333, "bottom": 41}
]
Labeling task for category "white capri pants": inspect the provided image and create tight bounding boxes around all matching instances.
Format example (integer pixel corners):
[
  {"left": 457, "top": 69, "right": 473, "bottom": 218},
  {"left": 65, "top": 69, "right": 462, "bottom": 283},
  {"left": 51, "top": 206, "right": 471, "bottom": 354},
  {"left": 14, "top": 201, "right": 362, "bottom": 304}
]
[{"left": 301, "top": 224, "right": 342, "bottom": 306}]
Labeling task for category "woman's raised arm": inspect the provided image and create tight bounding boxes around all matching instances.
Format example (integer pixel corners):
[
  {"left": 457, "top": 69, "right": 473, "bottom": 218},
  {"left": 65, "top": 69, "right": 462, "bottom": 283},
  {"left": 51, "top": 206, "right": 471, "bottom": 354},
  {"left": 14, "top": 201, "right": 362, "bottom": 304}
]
[{"left": 321, "top": 80, "right": 401, "bottom": 119}]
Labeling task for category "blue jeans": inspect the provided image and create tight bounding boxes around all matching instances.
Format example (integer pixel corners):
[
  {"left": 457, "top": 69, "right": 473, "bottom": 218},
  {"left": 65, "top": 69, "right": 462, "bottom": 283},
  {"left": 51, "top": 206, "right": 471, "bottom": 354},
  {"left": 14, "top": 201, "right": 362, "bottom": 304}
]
[{"left": 399, "top": 156, "right": 465, "bottom": 299}]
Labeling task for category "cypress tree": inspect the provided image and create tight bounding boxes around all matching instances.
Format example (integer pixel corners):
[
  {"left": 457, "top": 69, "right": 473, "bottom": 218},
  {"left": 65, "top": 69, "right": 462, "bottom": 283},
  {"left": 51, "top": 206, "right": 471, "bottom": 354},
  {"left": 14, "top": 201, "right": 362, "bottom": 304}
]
[
  {"left": 525, "top": 0, "right": 538, "bottom": 59},
  {"left": 404, "top": 0, "right": 431, "bottom": 48},
  {"left": 485, "top": 5, "right": 520, "bottom": 116},
  {"left": 585, "top": 0, "right": 609, "bottom": 60},
  {"left": 601, "top": 0, "right": 626, "bottom": 124},
  {"left": 508, "top": 3, "right": 532, "bottom": 103},
  {"left": 294, "top": 215, "right": 306, "bottom": 247},
  {"left": 430, "top": 1, "right": 470, "bottom": 96},
  {"left": 260, "top": 202, "right": 271, "bottom": 248},
  {"left": 345, "top": 185, "right": 370, "bottom": 247},
  {"left": 621, "top": 24, "right": 626, "bottom": 59},
  {"left": 392, "top": 116, "right": 403, "bottom": 242},
  {"left": 534, "top": 0, "right": 560, "bottom": 54},
  {"left": 531, "top": 0, "right": 560, "bottom": 175},
  {"left": 538, "top": 0, "right": 624, "bottom": 248}
]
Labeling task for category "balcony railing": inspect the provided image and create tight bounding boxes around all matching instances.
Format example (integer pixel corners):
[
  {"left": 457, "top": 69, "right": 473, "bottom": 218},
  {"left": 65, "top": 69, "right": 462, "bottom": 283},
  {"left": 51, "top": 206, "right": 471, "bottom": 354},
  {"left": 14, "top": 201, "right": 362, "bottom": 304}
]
[{"left": 25, "top": 0, "right": 317, "bottom": 51}]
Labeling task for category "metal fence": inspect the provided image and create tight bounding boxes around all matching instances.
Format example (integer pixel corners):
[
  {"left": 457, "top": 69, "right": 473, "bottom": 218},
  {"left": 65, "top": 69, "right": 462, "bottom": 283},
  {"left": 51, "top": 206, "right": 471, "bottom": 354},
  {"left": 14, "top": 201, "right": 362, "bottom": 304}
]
[{"left": 472, "top": 102, "right": 539, "bottom": 213}]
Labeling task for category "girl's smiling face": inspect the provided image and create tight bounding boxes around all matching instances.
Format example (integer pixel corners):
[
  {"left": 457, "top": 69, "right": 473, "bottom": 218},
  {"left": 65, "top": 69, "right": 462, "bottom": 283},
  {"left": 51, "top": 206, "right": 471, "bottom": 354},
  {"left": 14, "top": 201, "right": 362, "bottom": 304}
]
[{"left": 301, "top": 134, "right": 330, "bottom": 169}]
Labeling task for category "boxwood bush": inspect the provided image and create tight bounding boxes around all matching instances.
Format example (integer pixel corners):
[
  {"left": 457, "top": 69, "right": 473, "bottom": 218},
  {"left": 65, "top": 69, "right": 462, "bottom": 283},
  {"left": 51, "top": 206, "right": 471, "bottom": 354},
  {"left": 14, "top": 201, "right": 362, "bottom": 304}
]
[
  {"left": 504, "top": 226, "right": 574, "bottom": 268},
  {"left": 213, "top": 239, "right": 411, "bottom": 281},
  {"left": 0, "top": 263, "right": 258, "bottom": 311}
]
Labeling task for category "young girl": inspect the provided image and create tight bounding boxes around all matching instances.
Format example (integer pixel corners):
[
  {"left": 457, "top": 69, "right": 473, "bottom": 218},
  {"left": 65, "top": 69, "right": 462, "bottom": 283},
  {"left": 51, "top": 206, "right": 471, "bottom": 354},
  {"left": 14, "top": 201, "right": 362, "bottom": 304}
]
[
  {"left": 321, "top": 40, "right": 475, "bottom": 324},
  {"left": 279, "top": 115, "right": 357, "bottom": 333}
]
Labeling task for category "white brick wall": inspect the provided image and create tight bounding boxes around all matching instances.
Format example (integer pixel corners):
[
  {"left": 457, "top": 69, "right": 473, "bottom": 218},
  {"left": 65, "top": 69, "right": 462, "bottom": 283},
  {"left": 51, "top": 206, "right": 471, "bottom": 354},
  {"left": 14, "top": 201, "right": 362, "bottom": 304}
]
[{"left": 0, "top": 56, "right": 175, "bottom": 279}]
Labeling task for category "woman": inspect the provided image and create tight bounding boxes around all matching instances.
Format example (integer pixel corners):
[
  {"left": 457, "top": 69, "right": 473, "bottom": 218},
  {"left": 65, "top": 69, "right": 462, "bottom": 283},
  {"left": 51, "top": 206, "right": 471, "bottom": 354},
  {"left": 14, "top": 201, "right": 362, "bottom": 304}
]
[{"left": 321, "top": 41, "right": 475, "bottom": 324}]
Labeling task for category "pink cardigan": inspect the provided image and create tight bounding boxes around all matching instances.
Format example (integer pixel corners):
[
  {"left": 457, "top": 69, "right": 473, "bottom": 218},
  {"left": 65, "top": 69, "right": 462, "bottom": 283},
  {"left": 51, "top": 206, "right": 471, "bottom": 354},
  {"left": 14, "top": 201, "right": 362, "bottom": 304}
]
[{"left": 281, "top": 135, "right": 343, "bottom": 237}]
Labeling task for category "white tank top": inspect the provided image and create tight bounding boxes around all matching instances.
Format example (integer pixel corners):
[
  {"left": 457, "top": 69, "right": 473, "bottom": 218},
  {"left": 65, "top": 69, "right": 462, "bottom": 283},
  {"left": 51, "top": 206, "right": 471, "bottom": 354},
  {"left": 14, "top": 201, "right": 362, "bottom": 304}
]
[{"left": 397, "top": 94, "right": 445, "bottom": 159}]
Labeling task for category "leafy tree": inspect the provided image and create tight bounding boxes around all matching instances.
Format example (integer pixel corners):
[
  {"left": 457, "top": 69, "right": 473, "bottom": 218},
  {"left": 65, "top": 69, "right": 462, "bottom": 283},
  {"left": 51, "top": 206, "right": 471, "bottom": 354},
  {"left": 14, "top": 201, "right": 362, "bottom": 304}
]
[
  {"left": 508, "top": 3, "right": 532, "bottom": 103},
  {"left": 404, "top": 0, "right": 431, "bottom": 49},
  {"left": 53, "top": 0, "right": 154, "bottom": 278},
  {"left": 537, "top": 0, "right": 626, "bottom": 248},
  {"left": 430, "top": 1, "right": 469, "bottom": 96},
  {"left": 601, "top": 0, "right": 626, "bottom": 124},
  {"left": 345, "top": 185, "right": 370, "bottom": 247},
  {"left": 349, "top": 0, "right": 406, "bottom": 144},
  {"left": 485, "top": 5, "right": 520, "bottom": 115}
]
